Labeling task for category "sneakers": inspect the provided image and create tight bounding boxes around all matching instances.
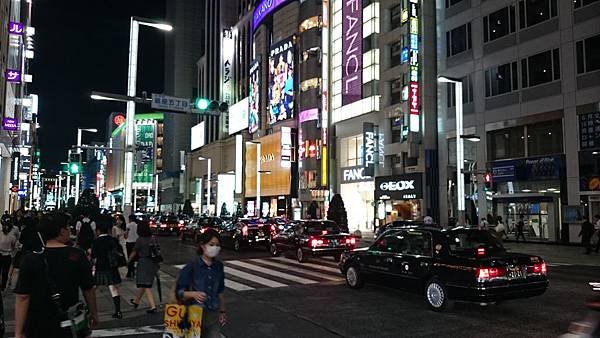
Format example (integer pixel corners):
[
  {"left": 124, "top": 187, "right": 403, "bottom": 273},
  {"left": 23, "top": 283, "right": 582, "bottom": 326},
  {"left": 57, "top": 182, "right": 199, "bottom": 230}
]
[{"left": 112, "top": 311, "right": 123, "bottom": 319}]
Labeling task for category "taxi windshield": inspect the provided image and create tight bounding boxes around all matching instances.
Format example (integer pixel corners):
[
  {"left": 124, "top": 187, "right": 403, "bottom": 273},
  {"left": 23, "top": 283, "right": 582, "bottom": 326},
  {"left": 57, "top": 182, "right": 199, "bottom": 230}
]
[
  {"left": 304, "top": 221, "right": 340, "bottom": 235},
  {"left": 447, "top": 230, "right": 505, "bottom": 255}
]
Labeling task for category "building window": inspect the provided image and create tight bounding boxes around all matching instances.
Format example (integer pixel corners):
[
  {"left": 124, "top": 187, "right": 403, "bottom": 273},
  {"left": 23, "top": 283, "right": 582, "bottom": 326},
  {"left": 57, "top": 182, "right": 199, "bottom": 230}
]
[
  {"left": 521, "top": 49, "right": 560, "bottom": 88},
  {"left": 518, "top": 0, "right": 558, "bottom": 29},
  {"left": 574, "top": 0, "right": 600, "bottom": 8},
  {"left": 390, "top": 40, "right": 402, "bottom": 68},
  {"left": 445, "top": 0, "right": 464, "bottom": 8},
  {"left": 485, "top": 62, "right": 518, "bottom": 97},
  {"left": 446, "top": 74, "right": 474, "bottom": 107},
  {"left": 390, "top": 78, "right": 402, "bottom": 105},
  {"left": 391, "top": 4, "right": 401, "bottom": 29},
  {"left": 576, "top": 34, "right": 600, "bottom": 74},
  {"left": 300, "top": 16, "right": 321, "bottom": 32},
  {"left": 483, "top": 6, "right": 516, "bottom": 43},
  {"left": 527, "top": 120, "right": 563, "bottom": 156},
  {"left": 446, "top": 23, "right": 472, "bottom": 57},
  {"left": 341, "top": 135, "right": 364, "bottom": 167},
  {"left": 487, "top": 127, "right": 526, "bottom": 161}
]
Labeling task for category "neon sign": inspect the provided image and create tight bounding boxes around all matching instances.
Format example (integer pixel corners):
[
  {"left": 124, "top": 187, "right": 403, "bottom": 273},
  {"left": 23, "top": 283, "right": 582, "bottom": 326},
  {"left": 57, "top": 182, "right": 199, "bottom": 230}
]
[{"left": 408, "top": 0, "right": 420, "bottom": 132}]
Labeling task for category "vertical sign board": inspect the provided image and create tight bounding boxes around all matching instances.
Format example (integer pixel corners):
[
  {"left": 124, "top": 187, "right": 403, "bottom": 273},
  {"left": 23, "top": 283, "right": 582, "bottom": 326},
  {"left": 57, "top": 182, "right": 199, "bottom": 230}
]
[
  {"left": 408, "top": 0, "right": 420, "bottom": 132},
  {"left": 342, "top": 0, "right": 362, "bottom": 105},
  {"left": 248, "top": 60, "right": 261, "bottom": 133},
  {"left": 363, "top": 123, "right": 376, "bottom": 177},
  {"left": 222, "top": 29, "right": 234, "bottom": 105},
  {"left": 134, "top": 123, "right": 155, "bottom": 185},
  {"left": 281, "top": 126, "right": 292, "bottom": 168},
  {"left": 321, "top": 0, "right": 330, "bottom": 187},
  {"left": 268, "top": 36, "right": 295, "bottom": 125}
]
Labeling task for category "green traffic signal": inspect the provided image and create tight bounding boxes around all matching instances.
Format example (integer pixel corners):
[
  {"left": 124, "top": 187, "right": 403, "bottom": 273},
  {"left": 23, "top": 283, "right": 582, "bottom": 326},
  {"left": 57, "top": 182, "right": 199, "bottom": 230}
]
[
  {"left": 195, "top": 98, "right": 210, "bottom": 110},
  {"left": 69, "top": 162, "right": 81, "bottom": 174}
]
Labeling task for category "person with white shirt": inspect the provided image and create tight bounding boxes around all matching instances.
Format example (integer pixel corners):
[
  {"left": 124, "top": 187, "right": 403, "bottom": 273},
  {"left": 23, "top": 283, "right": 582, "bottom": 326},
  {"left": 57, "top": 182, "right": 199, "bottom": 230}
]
[{"left": 125, "top": 215, "right": 138, "bottom": 278}]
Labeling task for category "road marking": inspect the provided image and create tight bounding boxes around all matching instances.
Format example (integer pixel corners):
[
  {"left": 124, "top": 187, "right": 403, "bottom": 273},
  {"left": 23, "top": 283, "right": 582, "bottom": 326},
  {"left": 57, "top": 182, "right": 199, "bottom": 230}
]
[
  {"left": 250, "top": 259, "right": 342, "bottom": 281},
  {"left": 224, "top": 266, "right": 288, "bottom": 288},
  {"left": 92, "top": 325, "right": 227, "bottom": 337},
  {"left": 271, "top": 257, "right": 341, "bottom": 273},
  {"left": 224, "top": 278, "right": 256, "bottom": 291},
  {"left": 226, "top": 260, "right": 318, "bottom": 284}
]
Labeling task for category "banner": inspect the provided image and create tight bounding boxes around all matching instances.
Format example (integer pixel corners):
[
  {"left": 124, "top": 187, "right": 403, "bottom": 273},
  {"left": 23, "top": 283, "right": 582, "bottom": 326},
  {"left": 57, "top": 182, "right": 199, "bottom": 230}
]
[
  {"left": 342, "top": 0, "right": 362, "bottom": 105},
  {"left": 248, "top": 60, "right": 260, "bottom": 133},
  {"left": 363, "top": 123, "right": 375, "bottom": 177},
  {"left": 133, "top": 123, "right": 155, "bottom": 185}
]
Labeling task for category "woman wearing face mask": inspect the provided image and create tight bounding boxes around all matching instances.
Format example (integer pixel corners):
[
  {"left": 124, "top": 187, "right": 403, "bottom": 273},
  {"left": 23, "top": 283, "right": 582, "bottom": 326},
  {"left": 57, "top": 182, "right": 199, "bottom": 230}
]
[
  {"left": 175, "top": 228, "right": 226, "bottom": 338},
  {"left": 0, "top": 217, "right": 17, "bottom": 291}
]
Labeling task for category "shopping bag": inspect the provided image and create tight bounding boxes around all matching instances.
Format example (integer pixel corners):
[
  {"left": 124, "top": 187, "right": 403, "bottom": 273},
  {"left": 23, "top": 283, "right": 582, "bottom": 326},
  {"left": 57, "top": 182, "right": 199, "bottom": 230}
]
[{"left": 163, "top": 303, "right": 203, "bottom": 338}]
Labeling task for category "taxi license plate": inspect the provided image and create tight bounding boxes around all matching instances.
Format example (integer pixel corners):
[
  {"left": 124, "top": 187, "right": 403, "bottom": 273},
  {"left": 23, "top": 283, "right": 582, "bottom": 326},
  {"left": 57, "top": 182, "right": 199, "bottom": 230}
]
[
  {"left": 258, "top": 230, "right": 264, "bottom": 236},
  {"left": 507, "top": 266, "right": 525, "bottom": 279},
  {"left": 329, "top": 240, "right": 338, "bottom": 247}
]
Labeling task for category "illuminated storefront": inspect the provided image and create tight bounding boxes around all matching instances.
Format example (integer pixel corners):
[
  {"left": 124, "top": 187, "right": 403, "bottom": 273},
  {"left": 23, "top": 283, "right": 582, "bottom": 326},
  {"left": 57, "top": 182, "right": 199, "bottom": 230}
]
[{"left": 375, "top": 174, "right": 424, "bottom": 225}]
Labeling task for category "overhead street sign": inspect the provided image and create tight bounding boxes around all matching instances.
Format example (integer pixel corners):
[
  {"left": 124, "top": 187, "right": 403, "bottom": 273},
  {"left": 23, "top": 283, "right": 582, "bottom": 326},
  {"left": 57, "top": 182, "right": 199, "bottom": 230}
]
[{"left": 151, "top": 94, "right": 192, "bottom": 113}]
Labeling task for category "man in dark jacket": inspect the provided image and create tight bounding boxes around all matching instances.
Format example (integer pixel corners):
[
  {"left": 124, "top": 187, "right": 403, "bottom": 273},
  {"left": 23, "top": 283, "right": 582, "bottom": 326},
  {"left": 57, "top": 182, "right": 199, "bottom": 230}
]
[{"left": 579, "top": 219, "right": 595, "bottom": 254}]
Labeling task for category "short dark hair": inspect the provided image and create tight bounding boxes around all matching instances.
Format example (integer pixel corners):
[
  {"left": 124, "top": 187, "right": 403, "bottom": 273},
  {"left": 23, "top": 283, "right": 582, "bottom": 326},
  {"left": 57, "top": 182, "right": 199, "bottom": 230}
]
[
  {"left": 39, "top": 212, "right": 69, "bottom": 241},
  {"left": 136, "top": 221, "right": 152, "bottom": 238},
  {"left": 197, "top": 228, "right": 221, "bottom": 255},
  {"left": 96, "top": 215, "right": 112, "bottom": 234}
]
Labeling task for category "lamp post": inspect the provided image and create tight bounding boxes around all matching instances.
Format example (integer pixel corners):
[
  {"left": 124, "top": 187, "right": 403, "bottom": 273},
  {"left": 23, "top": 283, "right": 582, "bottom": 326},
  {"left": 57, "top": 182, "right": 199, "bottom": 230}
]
[
  {"left": 438, "top": 76, "right": 465, "bottom": 225},
  {"left": 61, "top": 159, "right": 70, "bottom": 201},
  {"left": 198, "top": 157, "right": 212, "bottom": 215},
  {"left": 246, "top": 141, "right": 262, "bottom": 217},
  {"left": 75, "top": 128, "right": 98, "bottom": 203}
]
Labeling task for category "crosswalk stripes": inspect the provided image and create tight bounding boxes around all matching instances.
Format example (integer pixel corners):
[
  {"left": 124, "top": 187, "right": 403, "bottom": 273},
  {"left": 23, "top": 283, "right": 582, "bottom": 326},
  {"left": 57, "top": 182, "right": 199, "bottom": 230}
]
[{"left": 173, "top": 257, "right": 344, "bottom": 293}]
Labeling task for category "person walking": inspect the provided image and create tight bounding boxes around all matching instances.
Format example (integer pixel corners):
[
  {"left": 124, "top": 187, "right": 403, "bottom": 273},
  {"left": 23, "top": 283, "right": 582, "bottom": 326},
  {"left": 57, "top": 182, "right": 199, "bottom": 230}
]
[
  {"left": 0, "top": 217, "right": 17, "bottom": 291},
  {"left": 515, "top": 215, "right": 526, "bottom": 242},
  {"left": 478, "top": 218, "right": 489, "bottom": 231},
  {"left": 76, "top": 212, "right": 96, "bottom": 252},
  {"left": 112, "top": 215, "right": 127, "bottom": 258},
  {"left": 176, "top": 228, "right": 226, "bottom": 338},
  {"left": 495, "top": 216, "right": 507, "bottom": 241},
  {"left": 91, "top": 215, "right": 124, "bottom": 319},
  {"left": 128, "top": 221, "right": 158, "bottom": 313},
  {"left": 125, "top": 215, "right": 138, "bottom": 279},
  {"left": 14, "top": 212, "right": 98, "bottom": 338},
  {"left": 594, "top": 214, "right": 600, "bottom": 253},
  {"left": 580, "top": 218, "right": 595, "bottom": 254}
]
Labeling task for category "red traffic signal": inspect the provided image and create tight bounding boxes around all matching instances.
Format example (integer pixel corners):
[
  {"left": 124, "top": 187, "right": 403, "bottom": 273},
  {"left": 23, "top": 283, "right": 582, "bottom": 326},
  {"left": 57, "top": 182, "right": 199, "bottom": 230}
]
[
  {"left": 484, "top": 172, "right": 493, "bottom": 190},
  {"left": 10, "top": 186, "right": 18, "bottom": 193}
]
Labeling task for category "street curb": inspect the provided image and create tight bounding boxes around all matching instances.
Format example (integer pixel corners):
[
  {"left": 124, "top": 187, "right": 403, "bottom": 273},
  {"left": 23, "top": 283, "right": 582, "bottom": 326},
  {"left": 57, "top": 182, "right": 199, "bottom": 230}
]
[{"left": 503, "top": 239, "right": 583, "bottom": 247}]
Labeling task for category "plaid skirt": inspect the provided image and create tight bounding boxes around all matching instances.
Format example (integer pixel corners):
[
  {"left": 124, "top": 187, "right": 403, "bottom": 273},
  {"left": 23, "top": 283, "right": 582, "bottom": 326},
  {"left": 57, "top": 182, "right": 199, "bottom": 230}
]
[{"left": 95, "top": 268, "right": 122, "bottom": 286}]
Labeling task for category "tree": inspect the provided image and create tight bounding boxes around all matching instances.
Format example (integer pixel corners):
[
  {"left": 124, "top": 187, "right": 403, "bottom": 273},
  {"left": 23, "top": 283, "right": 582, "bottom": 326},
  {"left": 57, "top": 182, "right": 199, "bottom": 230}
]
[
  {"left": 235, "top": 203, "right": 244, "bottom": 218},
  {"left": 76, "top": 189, "right": 100, "bottom": 217},
  {"left": 220, "top": 203, "right": 230, "bottom": 217},
  {"left": 327, "top": 194, "right": 348, "bottom": 232},
  {"left": 182, "top": 199, "right": 194, "bottom": 217}
]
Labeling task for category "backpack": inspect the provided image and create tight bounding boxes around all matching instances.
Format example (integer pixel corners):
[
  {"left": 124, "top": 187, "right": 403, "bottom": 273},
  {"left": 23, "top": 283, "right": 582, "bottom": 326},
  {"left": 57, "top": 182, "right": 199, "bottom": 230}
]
[
  {"left": 108, "top": 238, "right": 127, "bottom": 268},
  {"left": 77, "top": 220, "right": 95, "bottom": 250},
  {"left": 149, "top": 236, "right": 163, "bottom": 264}
]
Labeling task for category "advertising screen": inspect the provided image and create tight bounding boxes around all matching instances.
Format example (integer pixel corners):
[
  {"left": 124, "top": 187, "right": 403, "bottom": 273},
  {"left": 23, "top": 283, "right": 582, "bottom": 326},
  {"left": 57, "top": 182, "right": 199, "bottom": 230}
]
[
  {"left": 248, "top": 61, "right": 260, "bottom": 133},
  {"left": 268, "top": 37, "right": 295, "bottom": 125},
  {"left": 191, "top": 122, "right": 205, "bottom": 150},
  {"left": 134, "top": 123, "right": 155, "bottom": 185},
  {"left": 228, "top": 97, "right": 249, "bottom": 135}
]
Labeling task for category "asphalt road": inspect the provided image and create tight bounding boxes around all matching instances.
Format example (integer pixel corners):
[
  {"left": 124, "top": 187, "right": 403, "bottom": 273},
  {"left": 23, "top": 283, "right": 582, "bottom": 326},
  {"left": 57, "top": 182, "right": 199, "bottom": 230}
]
[{"left": 26, "top": 236, "right": 600, "bottom": 338}]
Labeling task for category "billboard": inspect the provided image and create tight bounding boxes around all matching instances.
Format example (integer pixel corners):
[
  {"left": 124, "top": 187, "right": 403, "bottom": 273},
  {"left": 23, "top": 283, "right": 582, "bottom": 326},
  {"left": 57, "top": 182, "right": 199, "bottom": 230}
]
[
  {"left": 248, "top": 61, "right": 260, "bottom": 133},
  {"left": 221, "top": 29, "right": 234, "bottom": 104},
  {"left": 134, "top": 123, "right": 155, "bottom": 185},
  {"left": 229, "top": 97, "right": 249, "bottom": 135},
  {"left": 191, "top": 122, "right": 205, "bottom": 150},
  {"left": 268, "top": 36, "right": 295, "bottom": 125},
  {"left": 342, "top": 0, "right": 362, "bottom": 105}
]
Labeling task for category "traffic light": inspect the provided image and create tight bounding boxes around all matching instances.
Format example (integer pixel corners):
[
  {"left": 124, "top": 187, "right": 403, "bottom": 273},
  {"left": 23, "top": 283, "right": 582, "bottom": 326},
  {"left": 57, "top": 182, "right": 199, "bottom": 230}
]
[
  {"left": 195, "top": 98, "right": 210, "bottom": 110},
  {"left": 484, "top": 172, "right": 493, "bottom": 190},
  {"left": 69, "top": 152, "right": 82, "bottom": 174},
  {"left": 194, "top": 98, "right": 229, "bottom": 113}
]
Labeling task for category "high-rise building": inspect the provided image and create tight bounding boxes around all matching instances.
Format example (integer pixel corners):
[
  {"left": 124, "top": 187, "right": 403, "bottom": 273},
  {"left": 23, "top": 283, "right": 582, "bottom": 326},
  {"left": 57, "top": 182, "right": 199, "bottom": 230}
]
[{"left": 437, "top": 0, "right": 600, "bottom": 242}]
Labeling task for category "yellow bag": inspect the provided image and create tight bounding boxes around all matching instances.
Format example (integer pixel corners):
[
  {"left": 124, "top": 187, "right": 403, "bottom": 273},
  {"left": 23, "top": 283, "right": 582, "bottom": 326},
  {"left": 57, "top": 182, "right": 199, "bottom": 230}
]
[{"left": 163, "top": 303, "right": 203, "bottom": 338}]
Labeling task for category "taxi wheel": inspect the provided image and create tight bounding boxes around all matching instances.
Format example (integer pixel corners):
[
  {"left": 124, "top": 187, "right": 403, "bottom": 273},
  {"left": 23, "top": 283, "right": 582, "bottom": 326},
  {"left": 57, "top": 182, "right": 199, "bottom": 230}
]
[
  {"left": 345, "top": 265, "right": 364, "bottom": 289},
  {"left": 425, "top": 278, "right": 453, "bottom": 312},
  {"left": 296, "top": 248, "right": 306, "bottom": 263},
  {"left": 233, "top": 239, "right": 241, "bottom": 252},
  {"left": 270, "top": 242, "right": 280, "bottom": 257}
]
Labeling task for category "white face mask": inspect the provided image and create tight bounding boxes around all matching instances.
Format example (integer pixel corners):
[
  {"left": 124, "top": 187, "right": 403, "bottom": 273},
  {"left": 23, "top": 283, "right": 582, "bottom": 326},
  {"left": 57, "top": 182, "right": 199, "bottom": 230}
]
[{"left": 204, "top": 245, "right": 221, "bottom": 258}]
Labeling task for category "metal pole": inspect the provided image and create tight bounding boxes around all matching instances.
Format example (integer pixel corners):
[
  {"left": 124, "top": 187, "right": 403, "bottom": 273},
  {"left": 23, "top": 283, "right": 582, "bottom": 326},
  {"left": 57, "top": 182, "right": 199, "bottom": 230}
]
[
  {"left": 207, "top": 158, "right": 212, "bottom": 215},
  {"left": 133, "top": 187, "right": 137, "bottom": 211},
  {"left": 455, "top": 81, "right": 465, "bottom": 225},
  {"left": 154, "top": 174, "right": 159, "bottom": 213},
  {"left": 75, "top": 129, "right": 82, "bottom": 203},
  {"left": 123, "top": 17, "right": 139, "bottom": 218},
  {"left": 57, "top": 174, "right": 62, "bottom": 209},
  {"left": 256, "top": 143, "right": 261, "bottom": 218}
]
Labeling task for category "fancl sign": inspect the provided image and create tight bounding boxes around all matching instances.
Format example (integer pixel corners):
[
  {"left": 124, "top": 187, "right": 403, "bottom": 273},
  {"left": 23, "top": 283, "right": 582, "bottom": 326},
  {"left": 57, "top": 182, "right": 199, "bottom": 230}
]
[
  {"left": 341, "top": 166, "right": 372, "bottom": 183},
  {"left": 253, "top": 0, "right": 291, "bottom": 32},
  {"left": 363, "top": 123, "right": 376, "bottom": 177},
  {"left": 342, "top": 0, "right": 362, "bottom": 105}
]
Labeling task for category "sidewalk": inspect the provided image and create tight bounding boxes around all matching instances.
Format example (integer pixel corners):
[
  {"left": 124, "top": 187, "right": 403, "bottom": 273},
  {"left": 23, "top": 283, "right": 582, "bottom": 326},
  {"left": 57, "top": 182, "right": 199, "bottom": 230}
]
[{"left": 3, "top": 267, "right": 178, "bottom": 335}]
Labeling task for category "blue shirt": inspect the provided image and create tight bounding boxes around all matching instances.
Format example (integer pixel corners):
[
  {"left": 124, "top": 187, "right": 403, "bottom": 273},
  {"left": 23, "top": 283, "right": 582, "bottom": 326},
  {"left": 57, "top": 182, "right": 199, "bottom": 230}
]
[{"left": 176, "top": 257, "right": 225, "bottom": 311}]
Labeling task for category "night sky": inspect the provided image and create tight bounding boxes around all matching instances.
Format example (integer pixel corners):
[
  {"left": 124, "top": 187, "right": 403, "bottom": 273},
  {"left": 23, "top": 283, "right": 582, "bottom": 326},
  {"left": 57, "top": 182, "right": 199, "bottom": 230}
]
[{"left": 30, "top": 0, "right": 166, "bottom": 170}]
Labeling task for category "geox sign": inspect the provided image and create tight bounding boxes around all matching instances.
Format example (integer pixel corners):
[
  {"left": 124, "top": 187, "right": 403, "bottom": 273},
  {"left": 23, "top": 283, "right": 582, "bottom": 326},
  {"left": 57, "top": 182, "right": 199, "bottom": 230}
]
[{"left": 375, "top": 174, "right": 423, "bottom": 200}]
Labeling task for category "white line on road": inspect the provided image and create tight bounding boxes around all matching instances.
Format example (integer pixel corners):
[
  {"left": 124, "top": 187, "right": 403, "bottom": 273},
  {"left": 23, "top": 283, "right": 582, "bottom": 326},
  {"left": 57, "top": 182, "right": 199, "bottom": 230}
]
[
  {"left": 92, "top": 325, "right": 227, "bottom": 337},
  {"left": 224, "top": 266, "right": 288, "bottom": 288},
  {"left": 271, "top": 257, "right": 342, "bottom": 274},
  {"left": 225, "top": 278, "right": 256, "bottom": 291},
  {"left": 226, "top": 260, "right": 318, "bottom": 284},
  {"left": 250, "top": 259, "right": 342, "bottom": 281}
]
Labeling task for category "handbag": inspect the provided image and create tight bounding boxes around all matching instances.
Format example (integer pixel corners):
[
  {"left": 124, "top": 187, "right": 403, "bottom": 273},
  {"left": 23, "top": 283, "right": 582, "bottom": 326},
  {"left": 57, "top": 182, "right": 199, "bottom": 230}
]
[
  {"left": 149, "top": 236, "right": 164, "bottom": 263},
  {"left": 108, "top": 238, "right": 127, "bottom": 268},
  {"left": 164, "top": 262, "right": 203, "bottom": 338},
  {"left": 39, "top": 252, "right": 91, "bottom": 338}
]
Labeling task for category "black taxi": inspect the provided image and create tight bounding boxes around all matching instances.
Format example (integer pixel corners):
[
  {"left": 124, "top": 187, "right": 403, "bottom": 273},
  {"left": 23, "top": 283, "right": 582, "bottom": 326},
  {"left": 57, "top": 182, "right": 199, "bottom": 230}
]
[{"left": 340, "top": 226, "right": 549, "bottom": 311}]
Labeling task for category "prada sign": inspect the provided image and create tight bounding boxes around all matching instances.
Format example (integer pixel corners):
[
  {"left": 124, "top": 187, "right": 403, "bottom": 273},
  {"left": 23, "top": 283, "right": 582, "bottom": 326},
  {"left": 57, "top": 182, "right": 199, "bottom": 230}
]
[
  {"left": 341, "top": 166, "right": 372, "bottom": 183},
  {"left": 375, "top": 173, "right": 423, "bottom": 200}
]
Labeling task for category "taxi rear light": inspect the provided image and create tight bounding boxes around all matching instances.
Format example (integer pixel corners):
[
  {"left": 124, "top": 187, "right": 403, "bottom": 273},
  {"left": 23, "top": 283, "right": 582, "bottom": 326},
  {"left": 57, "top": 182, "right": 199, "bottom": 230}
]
[
  {"left": 311, "top": 238, "right": 324, "bottom": 247},
  {"left": 322, "top": 230, "right": 328, "bottom": 235},
  {"left": 258, "top": 223, "right": 264, "bottom": 228},
  {"left": 270, "top": 224, "right": 276, "bottom": 233},
  {"left": 150, "top": 223, "right": 157, "bottom": 228},
  {"left": 477, "top": 247, "right": 486, "bottom": 256},
  {"left": 477, "top": 267, "right": 505, "bottom": 280},
  {"left": 528, "top": 262, "right": 547, "bottom": 275},
  {"left": 345, "top": 237, "right": 356, "bottom": 245},
  {"left": 242, "top": 225, "right": 248, "bottom": 236}
]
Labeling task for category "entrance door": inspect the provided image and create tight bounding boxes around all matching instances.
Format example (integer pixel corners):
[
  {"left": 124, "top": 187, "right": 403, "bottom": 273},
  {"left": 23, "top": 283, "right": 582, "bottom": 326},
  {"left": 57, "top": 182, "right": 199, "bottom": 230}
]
[{"left": 589, "top": 196, "right": 600, "bottom": 219}]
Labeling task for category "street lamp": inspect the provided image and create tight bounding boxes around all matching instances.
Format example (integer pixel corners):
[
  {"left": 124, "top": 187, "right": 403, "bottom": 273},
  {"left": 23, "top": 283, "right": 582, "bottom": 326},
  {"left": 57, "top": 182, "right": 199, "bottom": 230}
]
[
  {"left": 198, "top": 156, "right": 212, "bottom": 215},
  {"left": 246, "top": 141, "right": 262, "bottom": 217},
  {"left": 75, "top": 128, "right": 98, "bottom": 203},
  {"left": 438, "top": 75, "right": 466, "bottom": 225}
]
